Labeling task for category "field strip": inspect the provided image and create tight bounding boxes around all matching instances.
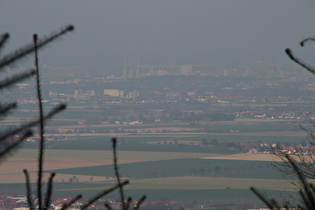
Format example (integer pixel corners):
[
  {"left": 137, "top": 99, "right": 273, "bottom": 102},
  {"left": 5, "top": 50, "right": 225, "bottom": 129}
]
[
  {"left": 8, "top": 149, "right": 216, "bottom": 160},
  {"left": 200, "top": 153, "right": 279, "bottom": 162},
  {"left": 126, "top": 176, "right": 294, "bottom": 191},
  {"left": 209, "top": 131, "right": 305, "bottom": 137},
  {"left": 56, "top": 176, "right": 305, "bottom": 192},
  {"left": 0, "top": 149, "right": 217, "bottom": 183}
]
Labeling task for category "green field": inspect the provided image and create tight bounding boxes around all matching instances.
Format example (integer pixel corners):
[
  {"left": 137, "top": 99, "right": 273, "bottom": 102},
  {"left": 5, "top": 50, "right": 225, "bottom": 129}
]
[
  {"left": 2, "top": 116, "right": 311, "bottom": 206},
  {"left": 0, "top": 182, "right": 296, "bottom": 205},
  {"left": 48, "top": 159, "right": 281, "bottom": 179}
]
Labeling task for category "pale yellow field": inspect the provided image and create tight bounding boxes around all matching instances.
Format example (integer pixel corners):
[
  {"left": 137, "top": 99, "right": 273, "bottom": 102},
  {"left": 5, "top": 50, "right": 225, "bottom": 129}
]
[
  {"left": 0, "top": 149, "right": 216, "bottom": 183},
  {"left": 200, "top": 153, "right": 280, "bottom": 162}
]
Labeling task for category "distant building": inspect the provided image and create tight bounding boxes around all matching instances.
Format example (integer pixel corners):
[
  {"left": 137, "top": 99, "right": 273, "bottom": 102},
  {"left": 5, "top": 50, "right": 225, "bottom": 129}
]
[
  {"left": 104, "top": 89, "right": 124, "bottom": 97},
  {"left": 87, "top": 90, "right": 96, "bottom": 97},
  {"left": 179, "top": 65, "right": 193, "bottom": 76},
  {"left": 74, "top": 90, "right": 82, "bottom": 99},
  {"left": 126, "top": 90, "right": 140, "bottom": 98}
]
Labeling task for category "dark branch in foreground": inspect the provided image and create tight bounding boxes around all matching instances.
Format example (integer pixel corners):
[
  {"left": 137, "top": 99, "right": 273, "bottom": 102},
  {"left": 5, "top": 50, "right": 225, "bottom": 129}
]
[
  {"left": 23, "top": 169, "right": 34, "bottom": 210},
  {"left": 0, "top": 104, "right": 66, "bottom": 143},
  {"left": 0, "top": 130, "right": 32, "bottom": 159},
  {"left": 44, "top": 173, "right": 56, "bottom": 210},
  {"left": 300, "top": 38, "right": 315, "bottom": 47},
  {"left": 61, "top": 195, "right": 82, "bottom": 210},
  {"left": 0, "top": 102, "right": 17, "bottom": 116},
  {"left": 0, "top": 69, "right": 35, "bottom": 89},
  {"left": 0, "top": 33, "right": 10, "bottom": 53},
  {"left": 112, "top": 138, "right": 127, "bottom": 210},
  {"left": 133, "top": 195, "right": 147, "bottom": 210},
  {"left": 285, "top": 48, "right": 315, "bottom": 75},
  {"left": 0, "top": 25, "right": 74, "bottom": 69},
  {"left": 34, "top": 33, "right": 45, "bottom": 210},
  {"left": 81, "top": 180, "right": 129, "bottom": 210}
]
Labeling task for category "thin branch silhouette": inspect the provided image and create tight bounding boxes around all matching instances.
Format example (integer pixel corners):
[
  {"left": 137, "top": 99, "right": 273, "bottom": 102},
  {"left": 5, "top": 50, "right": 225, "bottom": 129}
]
[
  {"left": 133, "top": 195, "right": 147, "bottom": 210},
  {"left": 300, "top": 38, "right": 315, "bottom": 47},
  {"left": 81, "top": 180, "right": 129, "bottom": 210},
  {"left": 23, "top": 169, "right": 34, "bottom": 210},
  {"left": 104, "top": 203, "right": 113, "bottom": 210},
  {"left": 285, "top": 48, "right": 315, "bottom": 75},
  {"left": 60, "top": 195, "right": 82, "bottom": 210},
  {"left": 0, "top": 69, "right": 35, "bottom": 89},
  {"left": 0, "top": 102, "right": 16, "bottom": 116},
  {"left": 44, "top": 173, "right": 56, "bottom": 210},
  {"left": 0, "top": 33, "right": 9, "bottom": 53},
  {"left": 0, "top": 130, "right": 32, "bottom": 160},
  {"left": 0, "top": 25, "right": 74, "bottom": 69},
  {"left": 112, "top": 138, "right": 126, "bottom": 210},
  {"left": 0, "top": 103, "right": 66, "bottom": 143},
  {"left": 34, "top": 33, "right": 45, "bottom": 210},
  {"left": 250, "top": 187, "right": 276, "bottom": 209}
]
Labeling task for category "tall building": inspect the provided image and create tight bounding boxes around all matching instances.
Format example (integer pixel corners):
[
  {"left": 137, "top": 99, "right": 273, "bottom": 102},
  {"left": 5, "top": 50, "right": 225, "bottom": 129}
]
[
  {"left": 126, "top": 90, "right": 140, "bottom": 98},
  {"left": 104, "top": 89, "right": 124, "bottom": 97},
  {"left": 179, "top": 65, "right": 193, "bottom": 75},
  {"left": 74, "top": 90, "right": 82, "bottom": 99}
]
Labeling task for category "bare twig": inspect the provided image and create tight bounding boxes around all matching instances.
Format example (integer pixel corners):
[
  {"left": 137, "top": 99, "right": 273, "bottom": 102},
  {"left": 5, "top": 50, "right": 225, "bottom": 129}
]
[
  {"left": 104, "top": 203, "right": 113, "bottom": 210},
  {"left": 250, "top": 187, "right": 277, "bottom": 209},
  {"left": 125, "top": 197, "right": 132, "bottom": 209},
  {"left": 300, "top": 38, "right": 315, "bottom": 47},
  {"left": 33, "top": 33, "right": 45, "bottom": 210},
  {"left": 23, "top": 169, "right": 34, "bottom": 210},
  {"left": 287, "top": 155, "right": 315, "bottom": 210},
  {"left": 44, "top": 173, "right": 56, "bottom": 210},
  {"left": 0, "top": 69, "right": 35, "bottom": 89},
  {"left": 81, "top": 180, "right": 129, "bottom": 210},
  {"left": 0, "top": 33, "right": 9, "bottom": 52},
  {"left": 0, "top": 25, "right": 74, "bottom": 69},
  {"left": 133, "top": 195, "right": 147, "bottom": 210},
  {"left": 285, "top": 48, "right": 315, "bottom": 75},
  {"left": 0, "top": 103, "right": 66, "bottom": 143},
  {"left": 112, "top": 138, "right": 127, "bottom": 210},
  {"left": 0, "top": 102, "right": 17, "bottom": 116},
  {"left": 0, "top": 130, "right": 32, "bottom": 159},
  {"left": 60, "top": 194, "right": 82, "bottom": 210}
]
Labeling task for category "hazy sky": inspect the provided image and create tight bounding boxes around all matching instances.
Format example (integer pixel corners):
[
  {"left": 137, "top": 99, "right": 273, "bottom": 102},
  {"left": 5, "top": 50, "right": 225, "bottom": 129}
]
[{"left": 1, "top": 1, "right": 315, "bottom": 72}]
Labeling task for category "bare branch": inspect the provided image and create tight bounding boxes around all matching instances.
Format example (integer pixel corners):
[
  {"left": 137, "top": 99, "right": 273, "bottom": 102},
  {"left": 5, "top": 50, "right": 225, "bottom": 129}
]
[
  {"left": 0, "top": 25, "right": 74, "bottom": 69},
  {"left": 285, "top": 48, "right": 315, "bottom": 75},
  {"left": 61, "top": 194, "right": 82, "bottom": 210},
  {"left": 0, "top": 103, "right": 66, "bottom": 143},
  {"left": 33, "top": 33, "right": 45, "bottom": 210},
  {"left": 125, "top": 197, "right": 131, "bottom": 209},
  {"left": 0, "top": 102, "right": 17, "bottom": 116},
  {"left": 0, "top": 33, "right": 10, "bottom": 52},
  {"left": 44, "top": 173, "right": 56, "bottom": 210},
  {"left": 112, "top": 138, "right": 127, "bottom": 210},
  {"left": 250, "top": 187, "right": 277, "bottom": 209},
  {"left": 133, "top": 195, "right": 147, "bottom": 210},
  {"left": 23, "top": 169, "right": 34, "bottom": 210},
  {"left": 0, "top": 130, "right": 32, "bottom": 160},
  {"left": 0, "top": 69, "right": 35, "bottom": 90},
  {"left": 81, "top": 180, "right": 129, "bottom": 210},
  {"left": 300, "top": 38, "right": 315, "bottom": 47},
  {"left": 104, "top": 203, "right": 113, "bottom": 210}
]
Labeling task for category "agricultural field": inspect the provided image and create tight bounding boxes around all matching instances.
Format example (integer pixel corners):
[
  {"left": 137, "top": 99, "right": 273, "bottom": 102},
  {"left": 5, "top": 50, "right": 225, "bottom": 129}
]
[
  {"left": 0, "top": 132, "right": 306, "bottom": 205},
  {"left": 0, "top": 106, "right": 311, "bottom": 205}
]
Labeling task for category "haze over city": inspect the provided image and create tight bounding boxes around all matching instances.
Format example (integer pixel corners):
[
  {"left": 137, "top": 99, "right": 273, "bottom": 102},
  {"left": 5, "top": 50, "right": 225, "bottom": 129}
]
[
  {"left": 1, "top": 1, "right": 315, "bottom": 72},
  {"left": 2, "top": 1, "right": 315, "bottom": 209}
]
